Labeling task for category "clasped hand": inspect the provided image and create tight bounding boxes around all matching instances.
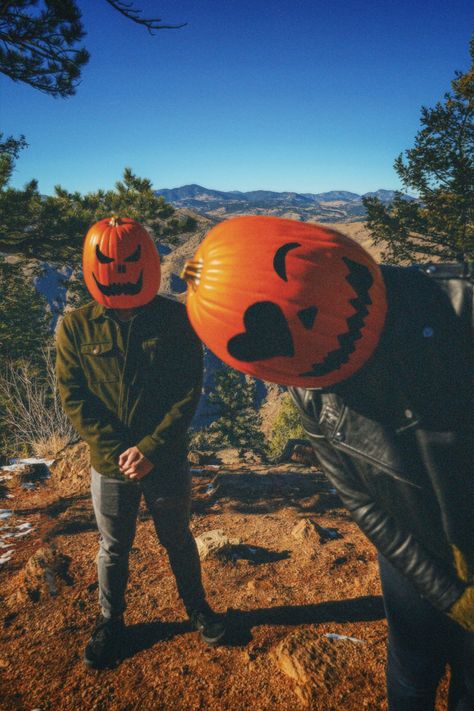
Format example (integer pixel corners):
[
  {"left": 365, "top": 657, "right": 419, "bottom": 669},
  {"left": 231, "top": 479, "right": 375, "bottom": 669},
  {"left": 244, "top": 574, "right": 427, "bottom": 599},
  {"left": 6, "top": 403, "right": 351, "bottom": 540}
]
[{"left": 119, "top": 447, "right": 154, "bottom": 480}]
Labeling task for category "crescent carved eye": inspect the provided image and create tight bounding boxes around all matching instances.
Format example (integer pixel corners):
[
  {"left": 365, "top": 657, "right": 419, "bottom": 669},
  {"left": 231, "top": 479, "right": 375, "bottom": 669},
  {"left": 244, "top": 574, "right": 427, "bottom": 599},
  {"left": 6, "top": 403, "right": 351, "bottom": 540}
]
[
  {"left": 273, "top": 242, "right": 301, "bottom": 281},
  {"left": 124, "top": 244, "right": 142, "bottom": 262},
  {"left": 96, "top": 245, "right": 114, "bottom": 264}
]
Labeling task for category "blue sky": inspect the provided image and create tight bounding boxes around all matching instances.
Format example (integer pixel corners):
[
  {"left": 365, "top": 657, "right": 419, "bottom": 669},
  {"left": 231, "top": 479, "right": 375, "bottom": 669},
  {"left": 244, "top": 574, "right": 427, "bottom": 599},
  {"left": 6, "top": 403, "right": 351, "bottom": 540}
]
[{"left": 2, "top": 0, "right": 473, "bottom": 195}]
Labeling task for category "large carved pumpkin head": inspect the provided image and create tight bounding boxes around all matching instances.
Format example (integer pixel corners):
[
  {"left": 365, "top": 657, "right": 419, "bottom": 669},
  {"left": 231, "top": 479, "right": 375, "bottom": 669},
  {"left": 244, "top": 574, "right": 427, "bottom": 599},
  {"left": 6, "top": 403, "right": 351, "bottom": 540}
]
[
  {"left": 83, "top": 216, "right": 161, "bottom": 308},
  {"left": 182, "top": 216, "right": 387, "bottom": 388}
]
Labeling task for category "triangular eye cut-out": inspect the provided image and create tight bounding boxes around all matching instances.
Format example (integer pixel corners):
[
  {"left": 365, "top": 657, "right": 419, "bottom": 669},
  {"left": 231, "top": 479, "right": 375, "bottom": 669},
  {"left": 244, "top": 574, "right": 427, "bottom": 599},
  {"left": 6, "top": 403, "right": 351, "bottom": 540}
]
[
  {"left": 297, "top": 306, "right": 318, "bottom": 329},
  {"left": 124, "top": 244, "right": 142, "bottom": 262},
  {"left": 96, "top": 245, "right": 114, "bottom": 264}
]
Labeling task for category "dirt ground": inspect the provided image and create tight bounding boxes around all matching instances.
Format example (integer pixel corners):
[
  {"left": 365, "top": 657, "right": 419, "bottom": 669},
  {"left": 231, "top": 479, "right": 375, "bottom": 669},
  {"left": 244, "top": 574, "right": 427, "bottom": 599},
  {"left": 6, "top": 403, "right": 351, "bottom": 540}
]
[{"left": 0, "top": 458, "right": 449, "bottom": 711}]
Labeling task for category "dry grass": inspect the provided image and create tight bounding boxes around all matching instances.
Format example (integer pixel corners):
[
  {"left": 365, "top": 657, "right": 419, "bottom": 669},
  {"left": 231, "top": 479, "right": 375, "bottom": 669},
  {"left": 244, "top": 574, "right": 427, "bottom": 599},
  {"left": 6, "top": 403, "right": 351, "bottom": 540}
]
[{"left": 0, "top": 349, "right": 76, "bottom": 457}]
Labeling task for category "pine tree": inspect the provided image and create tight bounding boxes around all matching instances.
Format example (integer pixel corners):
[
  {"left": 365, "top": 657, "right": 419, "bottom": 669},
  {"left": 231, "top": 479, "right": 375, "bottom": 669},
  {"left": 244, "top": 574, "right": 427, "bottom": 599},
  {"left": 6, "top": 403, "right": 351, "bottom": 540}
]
[
  {"left": 207, "top": 366, "right": 265, "bottom": 452},
  {"left": 0, "top": 1, "right": 184, "bottom": 98},
  {"left": 363, "top": 35, "right": 474, "bottom": 263},
  {"left": 0, "top": 161, "right": 180, "bottom": 261},
  {"left": 0, "top": 257, "right": 50, "bottom": 366}
]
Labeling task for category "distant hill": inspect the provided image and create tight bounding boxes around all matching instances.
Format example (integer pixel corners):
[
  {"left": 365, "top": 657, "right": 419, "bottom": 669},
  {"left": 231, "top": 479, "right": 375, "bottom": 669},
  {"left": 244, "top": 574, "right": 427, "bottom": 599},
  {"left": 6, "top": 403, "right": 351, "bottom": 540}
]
[{"left": 156, "top": 185, "right": 414, "bottom": 223}]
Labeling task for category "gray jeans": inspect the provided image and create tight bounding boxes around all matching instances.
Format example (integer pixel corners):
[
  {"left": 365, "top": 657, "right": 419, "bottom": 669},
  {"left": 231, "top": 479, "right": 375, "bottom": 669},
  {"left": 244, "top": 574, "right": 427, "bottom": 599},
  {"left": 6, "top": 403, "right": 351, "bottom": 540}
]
[{"left": 90, "top": 467, "right": 205, "bottom": 619}]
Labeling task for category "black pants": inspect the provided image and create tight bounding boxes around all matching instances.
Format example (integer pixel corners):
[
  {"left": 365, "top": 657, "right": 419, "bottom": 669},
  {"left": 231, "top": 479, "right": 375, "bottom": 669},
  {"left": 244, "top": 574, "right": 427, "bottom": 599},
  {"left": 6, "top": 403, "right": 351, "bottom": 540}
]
[
  {"left": 379, "top": 554, "right": 474, "bottom": 711},
  {"left": 91, "top": 466, "right": 206, "bottom": 618}
]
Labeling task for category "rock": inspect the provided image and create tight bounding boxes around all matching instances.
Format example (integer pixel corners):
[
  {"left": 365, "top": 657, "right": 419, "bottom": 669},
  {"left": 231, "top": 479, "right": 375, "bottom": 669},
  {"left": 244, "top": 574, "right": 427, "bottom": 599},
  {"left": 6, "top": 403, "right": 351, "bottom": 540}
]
[
  {"left": 187, "top": 450, "right": 218, "bottom": 465},
  {"left": 290, "top": 444, "right": 319, "bottom": 467},
  {"left": 292, "top": 518, "right": 319, "bottom": 541},
  {"left": 50, "top": 442, "right": 90, "bottom": 496},
  {"left": 215, "top": 449, "right": 242, "bottom": 465},
  {"left": 188, "top": 450, "right": 204, "bottom": 465},
  {"left": 277, "top": 439, "right": 318, "bottom": 466},
  {"left": 272, "top": 628, "right": 365, "bottom": 706},
  {"left": 241, "top": 450, "right": 264, "bottom": 465},
  {"left": 195, "top": 529, "right": 242, "bottom": 560},
  {"left": 7, "top": 545, "right": 72, "bottom": 607},
  {"left": 292, "top": 518, "right": 342, "bottom": 545}
]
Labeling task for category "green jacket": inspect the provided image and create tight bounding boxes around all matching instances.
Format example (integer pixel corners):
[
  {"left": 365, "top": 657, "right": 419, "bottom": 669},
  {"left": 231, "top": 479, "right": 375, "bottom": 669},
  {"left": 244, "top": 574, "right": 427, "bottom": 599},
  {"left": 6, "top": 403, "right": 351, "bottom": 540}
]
[{"left": 56, "top": 295, "right": 203, "bottom": 479}]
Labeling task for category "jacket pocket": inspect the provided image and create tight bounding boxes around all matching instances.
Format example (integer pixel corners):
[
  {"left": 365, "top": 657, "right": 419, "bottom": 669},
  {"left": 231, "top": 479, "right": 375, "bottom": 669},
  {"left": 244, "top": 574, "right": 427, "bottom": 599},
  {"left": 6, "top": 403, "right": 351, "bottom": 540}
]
[{"left": 80, "top": 341, "right": 119, "bottom": 383}]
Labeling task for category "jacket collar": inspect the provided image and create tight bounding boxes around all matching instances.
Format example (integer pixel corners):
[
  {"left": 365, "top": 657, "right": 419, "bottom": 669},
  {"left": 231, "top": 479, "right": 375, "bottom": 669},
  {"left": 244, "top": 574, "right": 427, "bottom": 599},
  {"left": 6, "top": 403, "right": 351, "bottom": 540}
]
[{"left": 89, "top": 296, "right": 158, "bottom": 321}]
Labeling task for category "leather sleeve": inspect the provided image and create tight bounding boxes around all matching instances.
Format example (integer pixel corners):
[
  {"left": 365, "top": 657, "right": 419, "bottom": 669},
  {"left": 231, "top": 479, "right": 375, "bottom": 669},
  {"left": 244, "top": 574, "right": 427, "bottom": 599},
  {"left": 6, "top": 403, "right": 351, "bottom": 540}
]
[{"left": 306, "top": 428, "right": 465, "bottom": 611}]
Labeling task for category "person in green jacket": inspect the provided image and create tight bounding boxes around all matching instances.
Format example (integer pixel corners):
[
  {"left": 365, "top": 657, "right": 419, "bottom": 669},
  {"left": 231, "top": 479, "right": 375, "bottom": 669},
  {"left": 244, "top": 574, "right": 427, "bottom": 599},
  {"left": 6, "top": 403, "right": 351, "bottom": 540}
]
[{"left": 56, "top": 217, "right": 226, "bottom": 670}]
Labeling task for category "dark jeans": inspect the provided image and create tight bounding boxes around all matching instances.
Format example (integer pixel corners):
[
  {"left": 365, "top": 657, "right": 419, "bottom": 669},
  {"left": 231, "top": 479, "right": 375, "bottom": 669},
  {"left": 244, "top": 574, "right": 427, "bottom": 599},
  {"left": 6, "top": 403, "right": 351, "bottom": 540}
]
[
  {"left": 379, "top": 554, "right": 474, "bottom": 711},
  {"left": 91, "top": 466, "right": 206, "bottom": 619}
]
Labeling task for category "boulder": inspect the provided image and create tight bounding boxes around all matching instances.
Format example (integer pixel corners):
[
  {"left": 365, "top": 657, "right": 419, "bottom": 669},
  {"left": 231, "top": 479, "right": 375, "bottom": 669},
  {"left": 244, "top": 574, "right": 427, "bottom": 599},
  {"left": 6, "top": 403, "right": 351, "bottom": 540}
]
[
  {"left": 292, "top": 518, "right": 342, "bottom": 545},
  {"left": 214, "top": 449, "right": 242, "bottom": 465},
  {"left": 272, "top": 628, "right": 365, "bottom": 706},
  {"left": 277, "top": 439, "right": 319, "bottom": 466},
  {"left": 8, "top": 545, "right": 72, "bottom": 606},
  {"left": 195, "top": 529, "right": 242, "bottom": 561},
  {"left": 187, "top": 450, "right": 218, "bottom": 465}
]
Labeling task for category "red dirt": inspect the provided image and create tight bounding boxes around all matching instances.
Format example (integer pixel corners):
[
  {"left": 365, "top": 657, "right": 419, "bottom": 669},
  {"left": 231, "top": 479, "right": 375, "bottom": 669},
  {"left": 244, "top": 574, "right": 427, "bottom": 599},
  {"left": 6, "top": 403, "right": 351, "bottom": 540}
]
[{"left": 0, "top": 461, "right": 449, "bottom": 710}]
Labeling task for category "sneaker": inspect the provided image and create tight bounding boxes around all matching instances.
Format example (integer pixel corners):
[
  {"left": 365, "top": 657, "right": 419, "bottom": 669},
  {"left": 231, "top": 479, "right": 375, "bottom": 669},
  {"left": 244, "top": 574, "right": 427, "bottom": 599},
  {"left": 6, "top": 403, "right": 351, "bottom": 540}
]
[
  {"left": 189, "top": 605, "right": 226, "bottom": 645},
  {"left": 84, "top": 616, "right": 125, "bottom": 669}
]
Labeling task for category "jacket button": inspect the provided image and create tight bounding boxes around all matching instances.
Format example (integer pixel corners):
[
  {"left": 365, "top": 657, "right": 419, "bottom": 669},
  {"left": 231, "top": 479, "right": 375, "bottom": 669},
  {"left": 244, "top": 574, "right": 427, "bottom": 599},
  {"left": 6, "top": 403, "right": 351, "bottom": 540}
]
[
  {"left": 334, "top": 431, "right": 344, "bottom": 442},
  {"left": 93, "top": 346, "right": 100, "bottom": 354}
]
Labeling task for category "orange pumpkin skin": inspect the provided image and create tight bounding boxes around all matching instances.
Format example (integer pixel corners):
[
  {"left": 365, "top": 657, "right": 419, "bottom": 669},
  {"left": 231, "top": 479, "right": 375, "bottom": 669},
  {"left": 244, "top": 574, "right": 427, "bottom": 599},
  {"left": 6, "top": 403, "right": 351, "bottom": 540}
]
[
  {"left": 183, "top": 216, "right": 387, "bottom": 388},
  {"left": 83, "top": 217, "right": 161, "bottom": 308}
]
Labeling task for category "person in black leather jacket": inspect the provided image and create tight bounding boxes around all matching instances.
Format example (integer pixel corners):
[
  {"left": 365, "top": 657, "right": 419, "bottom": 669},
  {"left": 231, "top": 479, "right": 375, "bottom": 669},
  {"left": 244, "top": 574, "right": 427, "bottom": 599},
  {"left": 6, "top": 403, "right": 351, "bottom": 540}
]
[
  {"left": 290, "top": 263, "right": 474, "bottom": 711},
  {"left": 182, "top": 213, "right": 473, "bottom": 708}
]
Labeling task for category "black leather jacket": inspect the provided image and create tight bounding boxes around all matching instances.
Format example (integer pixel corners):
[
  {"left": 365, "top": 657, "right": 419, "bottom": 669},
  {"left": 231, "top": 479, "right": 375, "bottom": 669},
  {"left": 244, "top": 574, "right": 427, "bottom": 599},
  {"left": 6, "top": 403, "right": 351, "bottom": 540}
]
[{"left": 290, "top": 264, "right": 474, "bottom": 613}]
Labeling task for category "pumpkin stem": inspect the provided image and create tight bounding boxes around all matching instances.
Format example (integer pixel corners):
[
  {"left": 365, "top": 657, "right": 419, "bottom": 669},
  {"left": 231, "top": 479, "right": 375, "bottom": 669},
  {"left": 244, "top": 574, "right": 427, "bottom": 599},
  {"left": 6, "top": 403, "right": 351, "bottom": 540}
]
[
  {"left": 109, "top": 216, "right": 122, "bottom": 227},
  {"left": 181, "top": 259, "right": 203, "bottom": 289}
]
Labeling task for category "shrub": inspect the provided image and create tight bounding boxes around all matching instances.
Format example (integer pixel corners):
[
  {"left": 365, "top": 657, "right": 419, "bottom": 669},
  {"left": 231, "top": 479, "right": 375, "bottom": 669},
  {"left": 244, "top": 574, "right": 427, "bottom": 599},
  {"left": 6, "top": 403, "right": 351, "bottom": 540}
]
[
  {"left": 0, "top": 348, "right": 76, "bottom": 458},
  {"left": 267, "top": 394, "right": 307, "bottom": 459}
]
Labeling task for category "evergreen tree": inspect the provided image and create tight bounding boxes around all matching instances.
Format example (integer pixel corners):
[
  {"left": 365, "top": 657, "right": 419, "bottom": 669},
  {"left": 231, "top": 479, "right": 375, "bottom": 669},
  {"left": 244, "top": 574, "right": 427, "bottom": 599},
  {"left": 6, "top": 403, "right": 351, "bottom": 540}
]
[
  {"left": 0, "top": 257, "right": 50, "bottom": 365},
  {"left": 363, "top": 36, "right": 474, "bottom": 263},
  {"left": 0, "top": 161, "right": 181, "bottom": 261},
  {"left": 207, "top": 366, "right": 265, "bottom": 451},
  {"left": 0, "top": 1, "right": 184, "bottom": 98}
]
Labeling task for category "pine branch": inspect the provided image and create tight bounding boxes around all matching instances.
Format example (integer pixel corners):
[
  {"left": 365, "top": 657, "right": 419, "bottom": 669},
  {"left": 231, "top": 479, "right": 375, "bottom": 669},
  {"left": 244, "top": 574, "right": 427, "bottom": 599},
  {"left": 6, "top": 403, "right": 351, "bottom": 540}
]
[{"left": 104, "top": 1, "right": 186, "bottom": 33}]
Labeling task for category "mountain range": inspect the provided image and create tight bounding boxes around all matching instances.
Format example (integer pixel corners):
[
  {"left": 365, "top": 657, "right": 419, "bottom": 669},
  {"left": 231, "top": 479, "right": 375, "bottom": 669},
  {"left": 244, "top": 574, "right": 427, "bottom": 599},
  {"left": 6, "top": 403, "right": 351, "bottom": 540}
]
[{"left": 155, "top": 184, "right": 412, "bottom": 223}]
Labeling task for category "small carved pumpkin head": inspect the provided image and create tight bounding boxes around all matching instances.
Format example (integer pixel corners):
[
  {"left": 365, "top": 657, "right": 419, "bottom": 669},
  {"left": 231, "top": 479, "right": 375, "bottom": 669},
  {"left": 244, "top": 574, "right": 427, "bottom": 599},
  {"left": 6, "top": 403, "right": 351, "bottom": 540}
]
[
  {"left": 83, "top": 217, "right": 161, "bottom": 308},
  {"left": 182, "top": 216, "right": 387, "bottom": 388}
]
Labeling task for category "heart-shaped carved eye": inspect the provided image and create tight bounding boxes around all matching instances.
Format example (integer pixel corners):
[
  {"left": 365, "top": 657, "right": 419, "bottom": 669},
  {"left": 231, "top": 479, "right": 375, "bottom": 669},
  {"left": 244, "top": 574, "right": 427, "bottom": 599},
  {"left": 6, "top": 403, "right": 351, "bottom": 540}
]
[{"left": 227, "top": 301, "right": 294, "bottom": 362}]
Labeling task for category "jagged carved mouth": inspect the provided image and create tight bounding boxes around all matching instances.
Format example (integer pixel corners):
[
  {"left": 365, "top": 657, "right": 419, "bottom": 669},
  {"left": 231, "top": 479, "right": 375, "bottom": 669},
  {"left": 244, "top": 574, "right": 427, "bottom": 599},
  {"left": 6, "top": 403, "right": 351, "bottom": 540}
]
[
  {"left": 92, "top": 271, "right": 143, "bottom": 297},
  {"left": 226, "top": 257, "right": 375, "bottom": 376},
  {"left": 299, "top": 257, "right": 374, "bottom": 377}
]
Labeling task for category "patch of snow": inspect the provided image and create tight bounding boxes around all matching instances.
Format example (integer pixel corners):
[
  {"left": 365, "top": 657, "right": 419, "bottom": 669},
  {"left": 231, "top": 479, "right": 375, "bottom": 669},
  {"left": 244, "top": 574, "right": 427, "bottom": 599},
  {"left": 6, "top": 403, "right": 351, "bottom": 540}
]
[
  {"left": 34, "top": 263, "right": 73, "bottom": 329},
  {"left": 8, "top": 458, "right": 55, "bottom": 467},
  {"left": 0, "top": 510, "right": 13, "bottom": 520},
  {"left": 0, "top": 550, "right": 13, "bottom": 565},
  {"left": 13, "top": 529, "right": 32, "bottom": 538},
  {"left": 324, "top": 633, "right": 365, "bottom": 644}
]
